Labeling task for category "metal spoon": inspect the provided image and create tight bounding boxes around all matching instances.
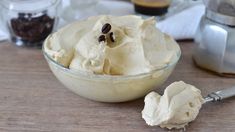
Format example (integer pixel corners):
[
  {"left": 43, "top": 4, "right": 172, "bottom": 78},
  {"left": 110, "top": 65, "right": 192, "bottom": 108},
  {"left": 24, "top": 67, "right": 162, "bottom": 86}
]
[{"left": 204, "top": 86, "right": 235, "bottom": 103}]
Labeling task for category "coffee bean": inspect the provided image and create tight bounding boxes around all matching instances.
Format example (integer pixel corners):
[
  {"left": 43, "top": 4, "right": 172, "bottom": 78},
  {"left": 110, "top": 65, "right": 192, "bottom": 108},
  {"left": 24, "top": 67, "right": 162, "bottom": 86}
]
[
  {"left": 101, "top": 23, "right": 111, "bottom": 34},
  {"left": 98, "top": 35, "right": 106, "bottom": 43},
  {"left": 109, "top": 32, "right": 115, "bottom": 42},
  {"left": 18, "top": 13, "right": 26, "bottom": 18}
]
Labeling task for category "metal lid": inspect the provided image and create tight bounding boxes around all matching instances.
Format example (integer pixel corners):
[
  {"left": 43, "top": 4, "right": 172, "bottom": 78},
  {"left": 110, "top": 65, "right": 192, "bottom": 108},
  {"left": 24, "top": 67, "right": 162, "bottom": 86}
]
[
  {"left": 204, "top": 0, "right": 235, "bottom": 26},
  {"left": 206, "top": 9, "right": 235, "bottom": 26}
]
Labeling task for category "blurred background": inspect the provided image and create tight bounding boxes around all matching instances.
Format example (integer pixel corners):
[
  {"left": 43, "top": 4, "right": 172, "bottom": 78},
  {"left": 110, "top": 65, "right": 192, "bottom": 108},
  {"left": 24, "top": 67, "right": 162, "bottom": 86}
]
[
  {"left": 1, "top": 0, "right": 235, "bottom": 75},
  {"left": 0, "top": 0, "right": 204, "bottom": 45}
]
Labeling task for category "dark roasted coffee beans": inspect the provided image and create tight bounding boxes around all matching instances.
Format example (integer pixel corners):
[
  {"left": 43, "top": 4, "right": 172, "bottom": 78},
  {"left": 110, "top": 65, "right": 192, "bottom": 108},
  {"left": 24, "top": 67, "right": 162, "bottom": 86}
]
[
  {"left": 10, "top": 12, "right": 55, "bottom": 44},
  {"left": 98, "top": 35, "right": 106, "bottom": 43},
  {"left": 101, "top": 23, "right": 112, "bottom": 34},
  {"left": 109, "top": 32, "right": 115, "bottom": 42}
]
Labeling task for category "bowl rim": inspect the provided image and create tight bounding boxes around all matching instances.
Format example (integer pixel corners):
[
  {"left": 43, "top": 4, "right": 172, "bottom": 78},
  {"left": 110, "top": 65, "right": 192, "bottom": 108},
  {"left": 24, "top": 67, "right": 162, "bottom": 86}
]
[{"left": 42, "top": 39, "right": 181, "bottom": 81}]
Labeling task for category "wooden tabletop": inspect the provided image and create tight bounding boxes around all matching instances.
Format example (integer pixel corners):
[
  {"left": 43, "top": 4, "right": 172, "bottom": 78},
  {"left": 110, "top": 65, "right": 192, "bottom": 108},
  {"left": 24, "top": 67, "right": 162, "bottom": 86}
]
[{"left": 0, "top": 41, "right": 235, "bottom": 132}]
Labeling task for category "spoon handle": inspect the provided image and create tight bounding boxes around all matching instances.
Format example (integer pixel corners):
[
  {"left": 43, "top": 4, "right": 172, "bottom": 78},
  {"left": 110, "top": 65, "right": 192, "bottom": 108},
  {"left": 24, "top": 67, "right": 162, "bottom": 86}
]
[{"left": 204, "top": 86, "right": 235, "bottom": 103}]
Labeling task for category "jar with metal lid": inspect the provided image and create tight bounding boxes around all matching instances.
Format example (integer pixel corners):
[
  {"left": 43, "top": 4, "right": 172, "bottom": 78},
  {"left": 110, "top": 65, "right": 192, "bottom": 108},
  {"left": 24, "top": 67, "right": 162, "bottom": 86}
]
[
  {"left": 0, "top": 0, "right": 61, "bottom": 47},
  {"left": 194, "top": 0, "right": 235, "bottom": 76}
]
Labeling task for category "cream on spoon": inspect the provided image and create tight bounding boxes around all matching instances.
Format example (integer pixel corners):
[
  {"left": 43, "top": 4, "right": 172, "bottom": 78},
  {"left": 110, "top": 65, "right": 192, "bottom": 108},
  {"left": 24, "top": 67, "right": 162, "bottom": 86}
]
[{"left": 142, "top": 81, "right": 235, "bottom": 130}]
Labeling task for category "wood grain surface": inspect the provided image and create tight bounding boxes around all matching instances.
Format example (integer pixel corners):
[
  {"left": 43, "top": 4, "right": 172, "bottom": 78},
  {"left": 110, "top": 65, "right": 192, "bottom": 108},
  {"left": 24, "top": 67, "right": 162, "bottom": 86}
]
[{"left": 0, "top": 41, "right": 235, "bottom": 132}]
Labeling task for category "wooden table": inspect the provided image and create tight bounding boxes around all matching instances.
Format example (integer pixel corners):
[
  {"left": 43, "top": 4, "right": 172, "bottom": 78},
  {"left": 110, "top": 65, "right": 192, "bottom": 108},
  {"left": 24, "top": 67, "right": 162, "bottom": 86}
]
[{"left": 0, "top": 41, "right": 235, "bottom": 132}]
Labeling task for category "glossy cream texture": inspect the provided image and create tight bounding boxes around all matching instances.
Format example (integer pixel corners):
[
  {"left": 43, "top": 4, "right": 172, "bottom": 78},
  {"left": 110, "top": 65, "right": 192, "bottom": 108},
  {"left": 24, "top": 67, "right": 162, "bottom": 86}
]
[
  {"left": 142, "top": 81, "right": 204, "bottom": 129},
  {"left": 44, "top": 15, "right": 180, "bottom": 75}
]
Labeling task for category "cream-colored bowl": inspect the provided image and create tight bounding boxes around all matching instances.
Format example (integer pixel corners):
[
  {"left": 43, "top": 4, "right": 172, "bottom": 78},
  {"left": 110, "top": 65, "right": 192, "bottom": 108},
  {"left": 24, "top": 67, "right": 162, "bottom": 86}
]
[
  {"left": 43, "top": 46, "right": 181, "bottom": 103},
  {"left": 42, "top": 32, "right": 181, "bottom": 102}
]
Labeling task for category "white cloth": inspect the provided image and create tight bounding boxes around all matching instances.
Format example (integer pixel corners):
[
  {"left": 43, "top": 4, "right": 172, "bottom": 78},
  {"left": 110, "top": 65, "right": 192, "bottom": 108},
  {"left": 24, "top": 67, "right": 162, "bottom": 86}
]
[
  {"left": 157, "top": 5, "right": 205, "bottom": 40},
  {"left": 0, "top": 0, "right": 205, "bottom": 41}
]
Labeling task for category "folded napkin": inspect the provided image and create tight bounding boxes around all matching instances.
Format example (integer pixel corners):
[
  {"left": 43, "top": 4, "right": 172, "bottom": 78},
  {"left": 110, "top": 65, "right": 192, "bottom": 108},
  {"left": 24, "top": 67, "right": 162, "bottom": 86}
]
[
  {"left": 157, "top": 5, "right": 205, "bottom": 40},
  {"left": 0, "top": 0, "right": 205, "bottom": 41}
]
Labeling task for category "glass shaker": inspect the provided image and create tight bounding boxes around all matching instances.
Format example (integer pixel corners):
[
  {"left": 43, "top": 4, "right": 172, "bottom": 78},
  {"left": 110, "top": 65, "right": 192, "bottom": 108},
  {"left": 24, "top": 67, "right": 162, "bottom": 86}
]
[
  {"left": 0, "top": 0, "right": 61, "bottom": 47},
  {"left": 194, "top": 0, "right": 235, "bottom": 76}
]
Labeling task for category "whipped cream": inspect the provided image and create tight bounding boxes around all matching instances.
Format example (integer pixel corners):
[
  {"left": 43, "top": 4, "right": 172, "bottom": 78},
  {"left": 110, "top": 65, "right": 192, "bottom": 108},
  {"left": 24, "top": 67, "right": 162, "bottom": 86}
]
[
  {"left": 44, "top": 15, "right": 180, "bottom": 75},
  {"left": 142, "top": 81, "right": 204, "bottom": 129}
]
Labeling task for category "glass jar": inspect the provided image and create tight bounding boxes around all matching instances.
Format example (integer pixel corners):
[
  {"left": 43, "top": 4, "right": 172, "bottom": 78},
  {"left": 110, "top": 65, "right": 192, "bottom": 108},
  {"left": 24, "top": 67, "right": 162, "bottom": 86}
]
[
  {"left": 0, "top": 0, "right": 61, "bottom": 47},
  {"left": 132, "top": 0, "right": 171, "bottom": 16}
]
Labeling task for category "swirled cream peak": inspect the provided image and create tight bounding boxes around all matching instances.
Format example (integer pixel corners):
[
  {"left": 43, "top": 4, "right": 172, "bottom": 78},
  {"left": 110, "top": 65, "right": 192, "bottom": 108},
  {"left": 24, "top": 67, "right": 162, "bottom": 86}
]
[
  {"left": 44, "top": 15, "right": 180, "bottom": 75},
  {"left": 142, "top": 81, "right": 204, "bottom": 129}
]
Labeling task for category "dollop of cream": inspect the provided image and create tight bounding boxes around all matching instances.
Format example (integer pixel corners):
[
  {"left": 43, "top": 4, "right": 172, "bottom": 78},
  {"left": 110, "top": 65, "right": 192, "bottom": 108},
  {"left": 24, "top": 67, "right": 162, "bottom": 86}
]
[
  {"left": 44, "top": 15, "right": 180, "bottom": 75},
  {"left": 142, "top": 81, "right": 204, "bottom": 129}
]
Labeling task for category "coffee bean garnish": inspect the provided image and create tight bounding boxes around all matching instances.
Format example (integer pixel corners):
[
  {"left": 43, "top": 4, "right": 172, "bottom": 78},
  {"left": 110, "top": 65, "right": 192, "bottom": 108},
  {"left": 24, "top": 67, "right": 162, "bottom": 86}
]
[
  {"left": 109, "top": 32, "right": 115, "bottom": 42},
  {"left": 101, "top": 23, "right": 112, "bottom": 34},
  {"left": 98, "top": 35, "right": 106, "bottom": 43}
]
